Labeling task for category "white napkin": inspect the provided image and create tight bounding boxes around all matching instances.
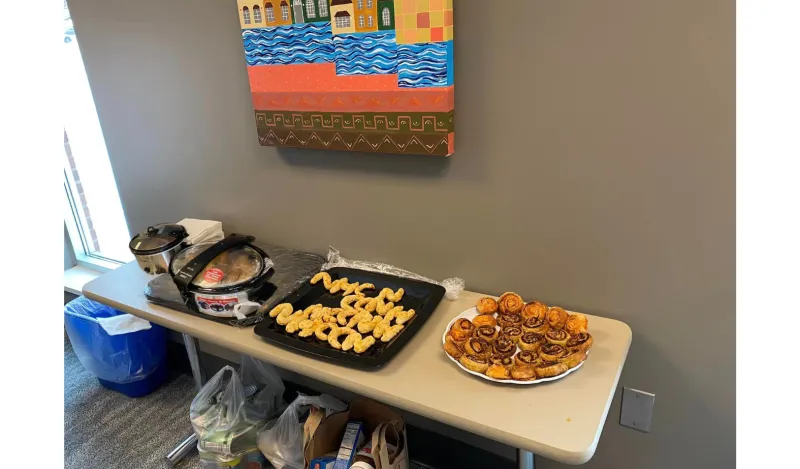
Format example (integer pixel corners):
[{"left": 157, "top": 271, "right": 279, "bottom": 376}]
[
  {"left": 96, "top": 314, "right": 152, "bottom": 336},
  {"left": 177, "top": 218, "right": 224, "bottom": 245}
]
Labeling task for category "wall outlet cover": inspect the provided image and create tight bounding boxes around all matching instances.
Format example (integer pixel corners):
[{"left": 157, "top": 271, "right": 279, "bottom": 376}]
[{"left": 620, "top": 387, "right": 655, "bottom": 432}]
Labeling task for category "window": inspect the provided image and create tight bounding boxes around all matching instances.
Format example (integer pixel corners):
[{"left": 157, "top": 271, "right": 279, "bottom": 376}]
[
  {"left": 367, "top": 0, "right": 373, "bottom": 8},
  {"left": 281, "top": 2, "right": 289, "bottom": 21},
  {"left": 318, "top": 0, "right": 328, "bottom": 17},
  {"left": 335, "top": 14, "right": 350, "bottom": 29},
  {"left": 63, "top": 2, "right": 132, "bottom": 268},
  {"left": 305, "top": 0, "right": 315, "bottom": 18},
  {"left": 358, "top": 14, "right": 364, "bottom": 28},
  {"left": 367, "top": 15, "right": 373, "bottom": 27},
  {"left": 253, "top": 5, "right": 262, "bottom": 23},
  {"left": 243, "top": 6, "right": 251, "bottom": 24},
  {"left": 265, "top": 4, "right": 275, "bottom": 22},
  {"left": 382, "top": 7, "right": 390, "bottom": 26},
  {"left": 357, "top": 0, "right": 363, "bottom": 9}
]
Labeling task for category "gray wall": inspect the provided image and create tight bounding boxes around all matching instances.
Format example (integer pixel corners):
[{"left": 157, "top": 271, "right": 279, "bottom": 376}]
[{"left": 69, "top": 1, "right": 734, "bottom": 468}]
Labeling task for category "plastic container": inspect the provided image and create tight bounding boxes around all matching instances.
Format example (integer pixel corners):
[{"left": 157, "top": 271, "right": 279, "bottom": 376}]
[{"left": 64, "top": 296, "right": 168, "bottom": 397}]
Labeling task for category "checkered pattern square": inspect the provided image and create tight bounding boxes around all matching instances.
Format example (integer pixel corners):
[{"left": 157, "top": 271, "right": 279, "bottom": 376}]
[{"left": 394, "top": 0, "right": 453, "bottom": 44}]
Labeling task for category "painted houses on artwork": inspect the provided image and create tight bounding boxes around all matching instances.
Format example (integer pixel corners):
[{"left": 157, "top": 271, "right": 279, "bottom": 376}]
[
  {"left": 377, "top": 0, "right": 395, "bottom": 31},
  {"left": 290, "top": 0, "right": 332, "bottom": 24},
  {"left": 237, "top": 0, "right": 293, "bottom": 28},
  {"left": 330, "top": 0, "right": 356, "bottom": 34}
]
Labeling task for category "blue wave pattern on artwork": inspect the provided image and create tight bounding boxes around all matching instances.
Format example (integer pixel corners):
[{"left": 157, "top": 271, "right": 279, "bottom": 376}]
[
  {"left": 397, "top": 42, "right": 451, "bottom": 88},
  {"left": 334, "top": 31, "right": 398, "bottom": 76},
  {"left": 242, "top": 22, "right": 334, "bottom": 66}
]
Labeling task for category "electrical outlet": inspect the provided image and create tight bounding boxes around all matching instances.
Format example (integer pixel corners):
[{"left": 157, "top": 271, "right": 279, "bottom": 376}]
[{"left": 620, "top": 387, "right": 655, "bottom": 432}]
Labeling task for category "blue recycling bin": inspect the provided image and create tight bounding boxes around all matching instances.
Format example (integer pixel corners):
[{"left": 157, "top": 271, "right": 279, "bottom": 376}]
[{"left": 64, "top": 296, "right": 168, "bottom": 397}]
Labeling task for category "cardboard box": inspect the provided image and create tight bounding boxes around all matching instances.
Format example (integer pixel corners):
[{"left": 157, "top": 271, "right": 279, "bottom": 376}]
[{"left": 304, "top": 399, "right": 405, "bottom": 468}]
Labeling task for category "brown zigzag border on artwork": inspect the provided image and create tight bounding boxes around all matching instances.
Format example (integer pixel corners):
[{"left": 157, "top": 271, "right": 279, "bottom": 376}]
[{"left": 258, "top": 128, "right": 453, "bottom": 156}]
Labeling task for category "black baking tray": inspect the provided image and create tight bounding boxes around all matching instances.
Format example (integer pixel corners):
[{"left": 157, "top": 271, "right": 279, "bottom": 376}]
[{"left": 253, "top": 267, "right": 446, "bottom": 370}]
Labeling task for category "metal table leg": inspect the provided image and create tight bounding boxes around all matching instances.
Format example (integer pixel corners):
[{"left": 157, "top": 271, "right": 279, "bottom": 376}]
[
  {"left": 517, "top": 449, "right": 535, "bottom": 469},
  {"left": 165, "top": 333, "right": 207, "bottom": 467}
]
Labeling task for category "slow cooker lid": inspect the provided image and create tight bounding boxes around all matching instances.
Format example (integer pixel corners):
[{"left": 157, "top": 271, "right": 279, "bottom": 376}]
[
  {"left": 171, "top": 243, "right": 264, "bottom": 289},
  {"left": 129, "top": 224, "right": 187, "bottom": 255}
]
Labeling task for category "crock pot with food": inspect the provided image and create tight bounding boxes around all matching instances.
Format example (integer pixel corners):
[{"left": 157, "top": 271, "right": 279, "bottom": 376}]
[{"left": 169, "top": 234, "right": 274, "bottom": 318}]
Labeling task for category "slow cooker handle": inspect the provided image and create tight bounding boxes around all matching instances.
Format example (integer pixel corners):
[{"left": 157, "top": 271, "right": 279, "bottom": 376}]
[{"left": 171, "top": 233, "right": 255, "bottom": 299}]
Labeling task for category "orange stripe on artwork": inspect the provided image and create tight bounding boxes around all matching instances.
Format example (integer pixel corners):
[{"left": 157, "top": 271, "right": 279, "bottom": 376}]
[{"left": 251, "top": 89, "right": 454, "bottom": 112}]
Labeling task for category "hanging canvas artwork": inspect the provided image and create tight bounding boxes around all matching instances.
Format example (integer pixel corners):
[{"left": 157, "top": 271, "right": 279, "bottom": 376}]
[{"left": 236, "top": 0, "right": 454, "bottom": 156}]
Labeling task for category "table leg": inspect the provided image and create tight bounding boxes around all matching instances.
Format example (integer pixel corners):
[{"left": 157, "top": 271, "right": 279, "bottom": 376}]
[
  {"left": 165, "top": 333, "right": 207, "bottom": 467},
  {"left": 517, "top": 449, "right": 535, "bottom": 469}
]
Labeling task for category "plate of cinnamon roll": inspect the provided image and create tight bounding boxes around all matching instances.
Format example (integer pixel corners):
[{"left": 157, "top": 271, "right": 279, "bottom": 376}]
[{"left": 442, "top": 292, "right": 593, "bottom": 384}]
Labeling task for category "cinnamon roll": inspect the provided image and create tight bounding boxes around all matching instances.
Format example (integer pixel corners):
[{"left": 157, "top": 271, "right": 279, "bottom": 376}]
[
  {"left": 476, "top": 297, "right": 499, "bottom": 315},
  {"left": 539, "top": 343, "right": 568, "bottom": 362},
  {"left": 486, "top": 364, "right": 511, "bottom": 379},
  {"left": 474, "top": 325, "right": 500, "bottom": 343},
  {"left": 497, "top": 313, "right": 523, "bottom": 329},
  {"left": 489, "top": 354, "right": 515, "bottom": 369},
  {"left": 521, "top": 301, "right": 548, "bottom": 320},
  {"left": 565, "top": 313, "right": 589, "bottom": 335},
  {"left": 498, "top": 292, "right": 524, "bottom": 315},
  {"left": 545, "top": 329, "right": 570, "bottom": 346},
  {"left": 448, "top": 329, "right": 470, "bottom": 344},
  {"left": 546, "top": 307, "right": 569, "bottom": 330},
  {"left": 566, "top": 332, "right": 594, "bottom": 352},
  {"left": 501, "top": 326, "right": 523, "bottom": 343},
  {"left": 514, "top": 350, "right": 541, "bottom": 367},
  {"left": 459, "top": 353, "right": 490, "bottom": 373},
  {"left": 535, "top": 361, "right": 568, "bottom": 379},
  {"left": 464, "top": 337, "right": 492, "bottom": 357},
  {"left": 443, "top": 336, "right": 465, "bottom": 359},
  {"left": 473, "top": 314, "right": 497, "bottom": 328},
  {"left": 452, "top": 318, "right": 475, "bottom": 336},
  {"left": 522, "top": 316, "right": 549, "bottom": 335},
  {"left": 492, "top": 336, "right": 517, "bottom": 357},
  {"left": 518, "top": 332, "right": 546, "bottom": 352},
  {"left": 559, "top": 349, "right": 587, "bottom": 369},
  {"left": 510, "top": 364, "right": 536, "bottom": 381}
]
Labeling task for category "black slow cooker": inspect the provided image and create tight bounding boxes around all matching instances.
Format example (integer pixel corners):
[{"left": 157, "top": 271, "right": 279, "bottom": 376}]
[{"left": 169, "top": 234, "right": 274, "bottom": 318}]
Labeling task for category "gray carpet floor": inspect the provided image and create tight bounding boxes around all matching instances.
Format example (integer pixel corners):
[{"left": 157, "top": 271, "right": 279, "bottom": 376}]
[{"left": 64, "top": 339, "right": 202, "bottom": 469}]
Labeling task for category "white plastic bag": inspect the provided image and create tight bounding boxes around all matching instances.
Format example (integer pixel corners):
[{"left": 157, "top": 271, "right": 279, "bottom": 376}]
[
  {"left": 190, "top": 356, "right": 286, "bottom": 462},
  {"left": 257, "top": 394, "right": 346, "bottom": 469}
]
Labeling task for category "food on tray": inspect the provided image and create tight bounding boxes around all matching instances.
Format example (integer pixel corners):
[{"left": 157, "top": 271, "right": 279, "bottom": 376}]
[
  {"left": 545, "top": 329, "right": 570, "bottom": 346},
  {"left": 546, "top": 306, "right": 570, "bottom": 330},
  {"left": 497, "top": 292, "right": 524, "bottom": 314},
  {"left": 328, "top": 326, "right": 356, "bottom": 350},
  {"left": 473, "top": 314, "right": 497, "bottom": 328},
  {"left": 474, "top": 325, "right": 499, "bottom": 343},
  {"left": 380, "top": 287, "right": 405, "bottom": 303},
  {"left": 464, "top": 337, "right": 492, "bottom": 357},
  {"left": 269, "top": 303, "right": 294, "bottom": 320},
  {"left": 497, "top": 313, "right": 523, "bottom": 329},
  {"left": 380, "top": 324, "right": 404, "bottom": 342},
  {"left": 492, "top": 336, "right": 517, "bottom": 356},
  {"left": 559, "top": 349, "right": 587, "bottom": 369},
  {"left": 444, "top": 336, "right": 465, "bottom": 358},
  {"left": 353, "top": 335, "right": 377, "bottom": 353},
  {"left": 518, "top": 332, "right": 546, "bottom": 352},
  {"left": 337, "top": 308, "right": 358, "bottom": 326},
  {"left": 459, "top": 354, "right": 490, "bottom": 373},
  {"left": 444, "top": 292, "right": 595, "bottom": 382},
  {"left": 514, "top": 350, "right": 541, "bottom": 367},
  {"left": 311, "top": 272, "right": 333, "bottom": 289},
  {"left": 358, "top": 316, "right": 382, "bottom": 334},
  {"left": 395, "top": 309, "right": 416, "bottom": 325},
  {"left": 329, "top": 278, "right": 348, "bottom": 294},
  {"left": 486, "top": 364, "right": 511, "bottom": 379},
  {"left": 539, "top": 344, "right": 568, "bottom": 362},
  {"left": 341, "top": 295, "right": 361, "bottom": 309},
  {"left": 522, "top": 316, "right": 549, "bottom": 334},
  {"left": 566, "top": 332, "right": 594, "bottom": 352},
  {"left": 355, "top": 283, "right": 375, "bottom": 296},
  {"left": 535, "top": 362, "right": 569, "bottom": 379},
  {"left": 376, "top": 299, "right": 395, "bottom": 315},
  {"left": 315, "top": 323, "right": 332, "bottom": 341},
  {"left": 500, "top": 326, "right": 523, "bottom": 344},
  {"left": 510, "top": 364, "right": 536, "bottom": 380},
  {"left": 476, "top": 297, "right": 498, "bottom": 315},
  {"left": 565, "top": 313, "right": 589, "bottom": 335},
  {"left": 342, "top": 282, "right": 360, "bottom": 296},
  {"left": 521, "top": 301, "right": 548, "bottom": 320}
]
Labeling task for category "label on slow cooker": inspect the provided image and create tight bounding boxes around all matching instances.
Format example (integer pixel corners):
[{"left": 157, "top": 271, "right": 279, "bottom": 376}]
[
  {"left": 203, "top": 268, "right": 225, "bottom": 284},
  {"left": 194, "top": 292, "right": 249, "bottom": 317}
]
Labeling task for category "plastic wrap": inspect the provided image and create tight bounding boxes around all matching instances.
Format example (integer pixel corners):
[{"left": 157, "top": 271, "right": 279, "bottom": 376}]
[
  {"left": 321, "top": 247, "right": 465, "bottom": 300},
  {"left": 257, "top": 393, "right": 347, "bottom": 469},
  {"left": 190, "top": 357, "right": 286, "bottom": 463},
  {"left": 64, "top": 296, "right": 167, "bottom": 383}
]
